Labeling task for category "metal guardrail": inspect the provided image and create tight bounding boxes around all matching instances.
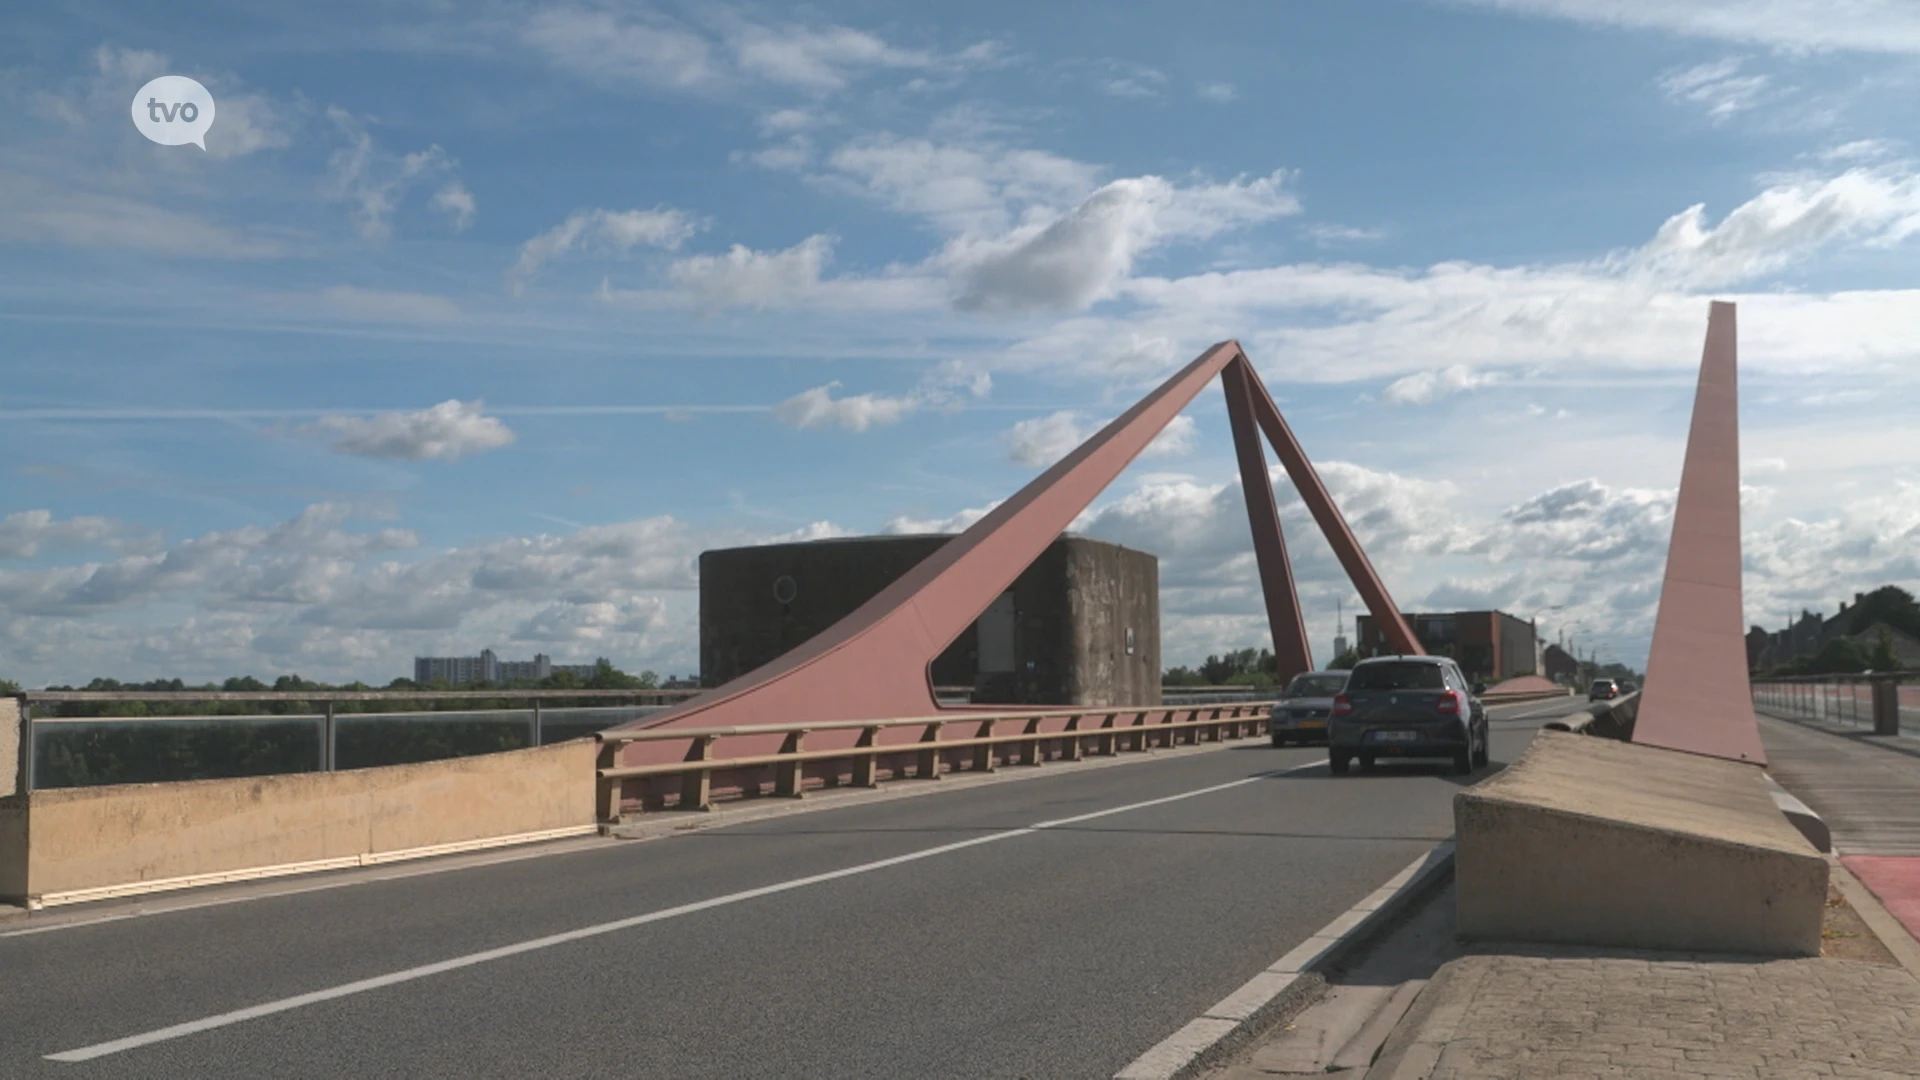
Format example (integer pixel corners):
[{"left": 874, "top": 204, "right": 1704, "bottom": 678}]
[
  {"left": 1751, "top": 673, "right": 1916, "bottom": 736},
  {"left": 592, "top": 702, "right": 1277, "bottom": 823},
  {"left": 11, "top": 688, "right": 697, "bottom": 793}
]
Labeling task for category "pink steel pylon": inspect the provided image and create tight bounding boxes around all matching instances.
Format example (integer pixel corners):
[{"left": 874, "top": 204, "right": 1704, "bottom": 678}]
[
  {"left": 1632, "top": 301, "right": 1767, "bottom": 765},
  {"left": 608, "top": 341, "right": 1421, "bottom": 764}
]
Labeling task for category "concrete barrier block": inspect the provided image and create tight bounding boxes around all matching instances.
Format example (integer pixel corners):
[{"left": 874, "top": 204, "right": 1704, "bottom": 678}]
[
  {"left": 1456, "top": 730, "right": 1826, "bottom": 957},
  {"left": 1, "top": 697, "right": 19, "bottom": 799},
  {"left": 11, "top": 738, "right": 596, "bottom": 904}
]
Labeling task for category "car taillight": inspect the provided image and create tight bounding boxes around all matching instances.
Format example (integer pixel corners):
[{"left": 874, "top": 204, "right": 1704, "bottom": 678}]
[
  {"left": 1437, "top": 691, "right": 1460, "bottom": 714},
  {"left": 1332, "top": 694, "right": 1352, "bottom": 717}
]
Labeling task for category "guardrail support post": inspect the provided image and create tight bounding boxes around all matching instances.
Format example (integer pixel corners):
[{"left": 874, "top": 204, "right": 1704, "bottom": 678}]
[
  {"left": 1872, "top": 676, "right": 1901, "bottom": 736},
  {"left": 531, "top": 701, "right": 541, "bottom": 748},
  {"left": 596, "top": 741, "right": 623, "bottom": 826},
  {"left": 322, "top": 702, "right": 336, "bottom": 772},
  {"left": 851, "top": 726, "right": 881, "bottom": 788},
  {"left": 1061, "top": 716, "right": 1085, "bottom": 761},
  {"left": 775, "top": 730, "right": 807, "bottom": 798},
  {"left": 973, "top": 720, "right": 998, "bottom": 773},
  {"left": 1019, "top": 718, "right": 1043, "bottom": 766},
  {"left": 917, "top": 723, "right": 943, "bottom": 780},
  {"left": 681, "top": 735, "right": 715, "bottom": 811}
]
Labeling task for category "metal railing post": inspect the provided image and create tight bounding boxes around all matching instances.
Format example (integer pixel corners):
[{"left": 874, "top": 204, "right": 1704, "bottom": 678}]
[
  {"left": 850, "top": 726, "right": 881, "bottom": 788},
  {"left": 595, "top": 740, "right": 623, "bottom": 825},
  {"left": 323, "top": 702, "right": 336, "bottom": 772},
  {"left": 531, "top": 701, "right": 541, "bottom": 748}
]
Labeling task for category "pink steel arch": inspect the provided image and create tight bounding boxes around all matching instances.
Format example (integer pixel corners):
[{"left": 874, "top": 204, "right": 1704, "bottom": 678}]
[
  {"left": 1633, "top": 301, "right": 1767, "bottom": 765},
  {"left": 606, "top": 341, "right": 1421, "bottom": 774}
]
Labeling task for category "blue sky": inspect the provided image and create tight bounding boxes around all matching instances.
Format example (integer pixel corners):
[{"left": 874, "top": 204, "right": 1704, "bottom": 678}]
[{"left": 3, "top": 0, "right": 1919, "bottom": 686}]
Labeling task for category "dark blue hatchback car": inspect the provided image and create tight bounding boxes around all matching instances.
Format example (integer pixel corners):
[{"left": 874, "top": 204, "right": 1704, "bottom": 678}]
[{"left": 1327, "top": 655, "right": 1488, "bottom": 776}]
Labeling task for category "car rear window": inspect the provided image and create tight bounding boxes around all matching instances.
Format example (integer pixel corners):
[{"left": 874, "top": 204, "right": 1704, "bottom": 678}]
[
  {"left": 1286, "top": 674, "right": 1347, "bottom": 697},
  {"left": 1348, "top": 662, "right": 1447, "bottom": 691},
  {"left": 1590, "top": 680, "right": 1612, "bottom": 692}
]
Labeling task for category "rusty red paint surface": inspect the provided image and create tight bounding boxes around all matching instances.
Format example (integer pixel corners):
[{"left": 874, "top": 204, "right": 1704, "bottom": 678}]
[
  {"left": 1224, "top": 359, "right": 1314, "bottom": 683},
  {"left": 1633, "top": 301, "right": 1768, "bottom": 765},
  {"left": 606, "top": 342, "right": 1423, "bottom": 780}
]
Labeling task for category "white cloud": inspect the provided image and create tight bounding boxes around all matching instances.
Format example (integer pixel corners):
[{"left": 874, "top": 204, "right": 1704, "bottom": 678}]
[
  {"left": 522, "top": 7, "right": 996, "bottom": 95},
  {"left": 668, "top": 234, "right": 835, "bottom": 310},
  {"left": 821, "top": 135, "right": 1103, "bottom": 235},
  {"left": 884, "top": 501, "right": 1002, "bottom": 535},
  {"left": 1819, "top": 139, "right": 1900, "bottom": 164},
  {"left": 773, "top": 383, "right": 919, "bottom": 432},
  {"left": 0, "top": 511, "right": 128, "bottom": 559},
  {"left": 202, "top": 91, "right": 294, "bottom": 159},
  {"left": 521, "top": 7, "right": 718, "bottom": 90},
  {"left": 1659, "top": 58, "right": 1771, "bottom": 120},
  {"left": 1382, "top": 365, "right": 1499, "bottom": 405},
  {"left": 323, "top": 109, "right": 460, "bottom": 242},
  {"left": 0, "top": 182, "right": 285, "bottom": 258},
  {"left": 305, "top": 400, "right": 516, "bottom": 461},
  {"left": 1196, "top": 81, "right": 1237, "bottom": 103},
  {"left": 1445, "top": 0, "right": 1920, "bottom": 55},
  {"left": 1625, "top": 167, "right": 1920, "bottom": 287},
  {"left": 728, "top": 23, "right": 939, "bottom": 91},
  {"left": 948, "top": 171, "right": 1300, "bottom": 313},
  {"left": 430, "top": 182, "right": 477, "bottom": 230},
  {"left": 1305, "top": 223, "right": 1387, "bottom": 246},
  {"left": 507, "top": 207, "right": 700, "bottom": 293},
  {"left": 1007, "top": 410, "right": 1198, "bottom": 466},
  {"left": 318, "top": 285, "right": 462, "bottom": 324}
]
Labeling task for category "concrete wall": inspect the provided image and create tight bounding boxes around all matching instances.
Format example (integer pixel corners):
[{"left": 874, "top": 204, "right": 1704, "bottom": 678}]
[
  {"left": 1, "top": 697, "right": 19, "bottom": 799},
  {"left": 1064, "top": 539, "right": 1160, "bottom": 707},
  {"left": 4, "top": 738, "right": 594, "bottom": 904},
  {"left": 700, "top": 534, "right": 1161, "bottom": 707},
  {"left": 701, "top": 535, "right": 975, "bottom": 688},
  {"left": 1456, "top": 730, "right": 1826, "bottom": 956}
]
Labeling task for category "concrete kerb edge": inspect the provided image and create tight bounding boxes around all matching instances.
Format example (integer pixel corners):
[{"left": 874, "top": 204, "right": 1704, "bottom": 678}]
[
  {"left": 1828, "top": 856, "right": 1920, "bottom": 980},
  {"left": 1113, "top": 839, "right": 1458, "bottom": 1080}
]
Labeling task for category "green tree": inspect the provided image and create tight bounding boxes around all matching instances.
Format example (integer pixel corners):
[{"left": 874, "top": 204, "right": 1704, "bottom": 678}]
[
  {"left": 1869, "top": 626, "right": 1902, "bottom": 672},
  {"left": 1330, "top": 648, "right": 1361, "bottom": 670},
  {"left": 1805, "top": 637, "right": 1870, "bottom": 675}
]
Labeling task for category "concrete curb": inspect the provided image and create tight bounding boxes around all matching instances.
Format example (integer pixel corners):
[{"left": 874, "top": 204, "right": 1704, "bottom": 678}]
[
  {"left": 1362, "top": 954, "right": 1492, "bottom": 1080},
  {"left": 1114, "top": 839, "right": 1457, "bottom": 1080},
  {"left": 1762, "top": 773, "right": 1831, "bottom": 854},
  {"left": 1829, "top": 857, "right": 1920, "bottom": 980}
]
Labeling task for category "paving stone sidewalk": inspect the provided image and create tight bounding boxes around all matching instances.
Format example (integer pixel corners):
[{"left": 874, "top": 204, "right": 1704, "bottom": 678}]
[{"left": 1369, "top": 947, "right": 1920, "bottom": 1080}]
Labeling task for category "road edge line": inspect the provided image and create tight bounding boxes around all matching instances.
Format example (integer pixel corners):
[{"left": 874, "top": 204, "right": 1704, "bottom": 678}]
[{"left": 1114, "top": 838, "right": 1457, "bottom": 1080}]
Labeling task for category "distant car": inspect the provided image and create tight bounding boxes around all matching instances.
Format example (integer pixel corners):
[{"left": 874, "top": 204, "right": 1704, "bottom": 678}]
[
  {"left": 1328, "top": 656, "right": 1488, "bottom": 776},
  {"left": 1269, "top": 670, "right": 1350, "bottom": 747},
  {"left": 1588, "top": 679, "right": 1621, "bottom": 702},
  {"left": 1617, "top": 680, "right": 1638, "bottom": 694}
]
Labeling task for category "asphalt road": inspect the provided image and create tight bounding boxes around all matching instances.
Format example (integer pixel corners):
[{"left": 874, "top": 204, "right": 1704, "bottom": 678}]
[{"left": 1, "top": 701, "right": 1560, "bottom": 1079}]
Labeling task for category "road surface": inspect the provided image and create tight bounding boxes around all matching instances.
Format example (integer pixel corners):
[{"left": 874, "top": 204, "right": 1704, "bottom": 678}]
[{"left": 1, "top": 700, "right": 1563, "bottom": 1078}]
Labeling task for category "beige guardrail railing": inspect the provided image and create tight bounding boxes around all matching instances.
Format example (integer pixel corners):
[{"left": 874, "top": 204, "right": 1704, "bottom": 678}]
[{"left": 593, "top": 702, "right": 1277, "bottom": 823}]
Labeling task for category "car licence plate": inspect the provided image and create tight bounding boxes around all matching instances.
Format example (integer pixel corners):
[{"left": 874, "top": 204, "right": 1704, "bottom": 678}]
[
  {"left": 1296, "top": 720, "right": 1326, "bottom": 729},
  {"left": 1371, "top": 730, "right": 1418, "bottom": 742}
]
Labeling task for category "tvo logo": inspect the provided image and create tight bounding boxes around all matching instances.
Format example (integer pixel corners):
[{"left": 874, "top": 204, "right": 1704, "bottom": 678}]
[{"left": 130, "top": 75, "right": 216, "bottom": 149}]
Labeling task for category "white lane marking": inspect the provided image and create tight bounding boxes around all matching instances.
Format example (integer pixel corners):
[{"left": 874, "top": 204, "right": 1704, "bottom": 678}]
[{"left": 46, "top": 760, "right": 1324, "bottom": 1063}]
